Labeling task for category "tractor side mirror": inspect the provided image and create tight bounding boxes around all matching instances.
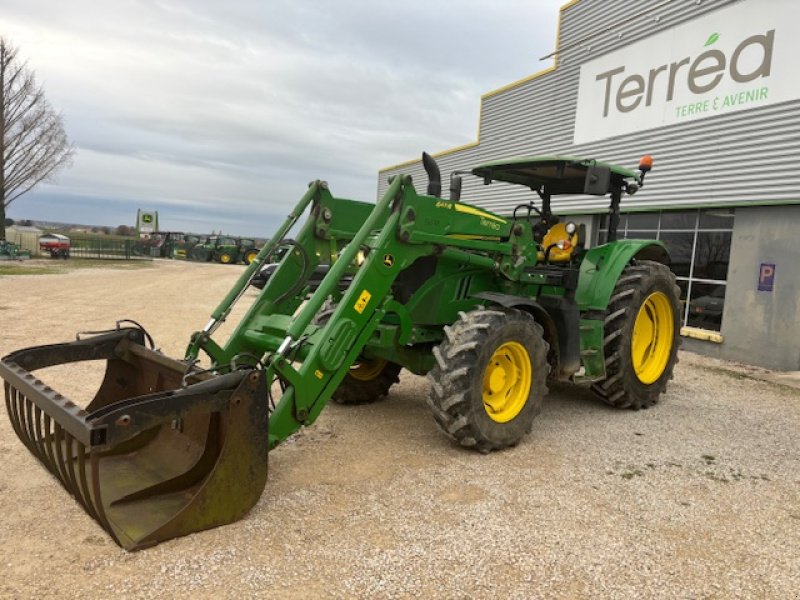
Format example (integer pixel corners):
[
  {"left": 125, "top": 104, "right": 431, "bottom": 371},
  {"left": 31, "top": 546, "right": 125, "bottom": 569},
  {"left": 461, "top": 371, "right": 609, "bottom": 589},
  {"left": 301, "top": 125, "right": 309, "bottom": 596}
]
[
  {"left": 584, "top": 166, "right": 611, "bottom": 195},
  {"left": 450, "top": 174, "right": 463, "bottom": 202}
]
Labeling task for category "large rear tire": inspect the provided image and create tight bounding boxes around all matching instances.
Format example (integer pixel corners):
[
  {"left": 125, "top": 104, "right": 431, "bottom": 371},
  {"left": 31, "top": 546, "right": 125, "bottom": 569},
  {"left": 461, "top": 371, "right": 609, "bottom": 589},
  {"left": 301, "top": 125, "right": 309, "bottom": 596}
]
[
  {"left": 314, "top": 301, "right": 401, "bottom": 405},
  {"left": 427, "top": 306, "right": 549, "bottom": 453},
  {"left": 591, "top": 260, "right": 681, "bottom": 409}
]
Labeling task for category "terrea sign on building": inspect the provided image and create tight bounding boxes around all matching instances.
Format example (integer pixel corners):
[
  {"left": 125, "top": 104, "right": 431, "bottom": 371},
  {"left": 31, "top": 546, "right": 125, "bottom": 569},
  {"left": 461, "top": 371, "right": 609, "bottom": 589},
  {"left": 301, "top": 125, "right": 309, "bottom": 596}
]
[{"left": 573, "top": 0, "right": 800, "bottom": 144}]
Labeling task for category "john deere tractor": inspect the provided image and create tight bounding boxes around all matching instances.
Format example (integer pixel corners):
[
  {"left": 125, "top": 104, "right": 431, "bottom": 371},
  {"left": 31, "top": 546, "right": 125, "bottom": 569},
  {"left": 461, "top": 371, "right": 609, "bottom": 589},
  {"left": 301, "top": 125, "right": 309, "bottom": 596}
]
[
  {"left": 189, "top": 235, "right": 241, "bottom": 264},
  {"left": 0, "top": 153, "right": 680, "bottom": 550},
  {"left": 190, "top": 235, "right": 261, "bottom": 265},
  {"left": 239, "top": 238, "right": 262, "bottom": 265}
]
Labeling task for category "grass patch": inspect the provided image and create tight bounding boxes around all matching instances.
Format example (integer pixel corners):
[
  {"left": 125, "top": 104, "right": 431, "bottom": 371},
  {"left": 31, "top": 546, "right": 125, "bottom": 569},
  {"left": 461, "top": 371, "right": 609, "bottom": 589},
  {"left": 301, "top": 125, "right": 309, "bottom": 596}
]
[
  {"left": 0, "top": 265, "right": 63, "bottom": 276},
  {"left": 0, "top": 259, "right": 153, "bottom": 276},
  {"left": 56, "top": 259, "right": 153, "bottom": 271}
]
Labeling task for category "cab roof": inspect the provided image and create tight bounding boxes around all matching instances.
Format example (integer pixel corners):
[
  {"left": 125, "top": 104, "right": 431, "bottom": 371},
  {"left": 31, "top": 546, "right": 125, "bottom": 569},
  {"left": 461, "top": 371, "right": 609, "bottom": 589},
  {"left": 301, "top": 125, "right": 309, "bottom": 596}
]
[{"left": 471, "top": 155, "right": 638, "bottom": 195}]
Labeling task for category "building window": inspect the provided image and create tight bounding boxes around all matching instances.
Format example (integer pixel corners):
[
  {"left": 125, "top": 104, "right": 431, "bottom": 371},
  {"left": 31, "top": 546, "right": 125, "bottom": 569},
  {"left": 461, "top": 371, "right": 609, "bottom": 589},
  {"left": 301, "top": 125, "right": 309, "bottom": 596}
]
[{"left": 597, "top": 208, "right": 734, "bottom": 332}]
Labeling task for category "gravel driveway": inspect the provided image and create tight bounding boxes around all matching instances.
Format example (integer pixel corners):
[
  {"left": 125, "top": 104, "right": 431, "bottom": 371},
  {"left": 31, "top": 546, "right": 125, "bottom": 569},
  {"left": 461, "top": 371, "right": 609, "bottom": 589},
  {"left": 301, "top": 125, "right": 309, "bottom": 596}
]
[{"left": 0, "top": 260, "right": 798, "bottom": 599}]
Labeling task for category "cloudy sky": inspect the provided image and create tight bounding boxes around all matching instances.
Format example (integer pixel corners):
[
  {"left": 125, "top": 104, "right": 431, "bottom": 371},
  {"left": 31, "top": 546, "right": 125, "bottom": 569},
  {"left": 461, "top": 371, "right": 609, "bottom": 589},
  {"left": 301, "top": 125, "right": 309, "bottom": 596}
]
[{"left": 2, "top": 0, "right": 564, "bottom": 236}]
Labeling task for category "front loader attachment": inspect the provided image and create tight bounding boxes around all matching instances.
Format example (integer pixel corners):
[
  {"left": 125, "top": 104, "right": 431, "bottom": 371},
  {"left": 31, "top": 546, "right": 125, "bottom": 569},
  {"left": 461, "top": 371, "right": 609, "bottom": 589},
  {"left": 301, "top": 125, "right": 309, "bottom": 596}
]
[{"left": 0, "top": 327, "right": 268, "bottom": 551}]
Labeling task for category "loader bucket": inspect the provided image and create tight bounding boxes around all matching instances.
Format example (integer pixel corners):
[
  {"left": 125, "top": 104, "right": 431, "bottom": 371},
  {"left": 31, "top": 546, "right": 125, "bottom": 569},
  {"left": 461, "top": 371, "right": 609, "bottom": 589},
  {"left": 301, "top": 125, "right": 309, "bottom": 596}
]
[{"left": 0, "top": 327, "right": 269, "bottom": 551}]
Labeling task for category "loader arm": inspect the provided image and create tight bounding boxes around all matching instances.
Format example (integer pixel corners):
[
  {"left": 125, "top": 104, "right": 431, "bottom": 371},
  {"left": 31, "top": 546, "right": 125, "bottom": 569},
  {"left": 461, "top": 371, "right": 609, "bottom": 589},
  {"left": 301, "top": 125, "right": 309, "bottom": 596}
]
[
  {"left": 185, "top": 172, "right": 532, "bottom": 449},
  {"left": 187, "top": 175, "right": 436, "bottom": 448}
]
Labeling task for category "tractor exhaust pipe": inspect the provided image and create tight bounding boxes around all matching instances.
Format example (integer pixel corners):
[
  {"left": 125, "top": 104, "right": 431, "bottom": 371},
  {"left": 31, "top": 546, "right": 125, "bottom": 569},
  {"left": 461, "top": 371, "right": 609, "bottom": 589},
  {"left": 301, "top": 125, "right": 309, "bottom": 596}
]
[{"left": 422, "top": 152, "right": 441, "bottom": 198}]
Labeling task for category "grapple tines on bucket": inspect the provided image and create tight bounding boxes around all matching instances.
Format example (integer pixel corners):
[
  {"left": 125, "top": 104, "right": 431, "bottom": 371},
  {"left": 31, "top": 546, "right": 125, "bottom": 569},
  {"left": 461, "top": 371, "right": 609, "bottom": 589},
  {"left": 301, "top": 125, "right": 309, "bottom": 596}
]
[{"left": 0, "top": 328, "right": 269, "bottom": 550}]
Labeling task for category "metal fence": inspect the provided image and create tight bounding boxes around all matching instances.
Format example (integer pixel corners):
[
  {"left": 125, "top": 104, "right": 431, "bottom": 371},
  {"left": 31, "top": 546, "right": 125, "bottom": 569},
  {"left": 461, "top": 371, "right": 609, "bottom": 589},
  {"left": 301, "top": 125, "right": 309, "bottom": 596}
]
[{"left": 67, "top": 235, "right": 152, "bottom": 261}]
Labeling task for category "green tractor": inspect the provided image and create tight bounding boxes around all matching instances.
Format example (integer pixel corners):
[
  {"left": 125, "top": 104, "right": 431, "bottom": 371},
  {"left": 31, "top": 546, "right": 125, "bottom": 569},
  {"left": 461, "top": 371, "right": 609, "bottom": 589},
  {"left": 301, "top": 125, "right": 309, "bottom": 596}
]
[
  {"left": 189, "top": 235, "right": 241, "bottom": 264},
  {"left": 239, "top": 238, "right": 262, "bottom": 265},
  {"left": 134, "top": 231, "right": 192, "bottom": 258},
  {"left": 0, "top": 153, "right": 680, "bottom": 550},
  {"left": 190, "top": 235, "right": 261, "bottom": 264},
  {"left": 170, "top": 233, "right": 202, "bottom": 259}
]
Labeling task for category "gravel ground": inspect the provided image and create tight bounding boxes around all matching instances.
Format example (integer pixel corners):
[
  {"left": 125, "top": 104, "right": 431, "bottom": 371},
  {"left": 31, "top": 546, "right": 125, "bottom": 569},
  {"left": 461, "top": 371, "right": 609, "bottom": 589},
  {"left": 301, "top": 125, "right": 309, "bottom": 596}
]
[{"left": 0, "top": 260, "right": 798, "bottom": 599}]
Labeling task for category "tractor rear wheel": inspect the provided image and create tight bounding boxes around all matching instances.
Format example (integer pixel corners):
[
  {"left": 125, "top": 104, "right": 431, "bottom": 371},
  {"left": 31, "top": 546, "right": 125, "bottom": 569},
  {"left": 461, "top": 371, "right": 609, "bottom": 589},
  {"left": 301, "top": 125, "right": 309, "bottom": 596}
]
[
  {"left": 427, "top": 306, "right": 549, "bottom": 453},
  {"left": 314, "top": 301, "right": 401, "bottom": 404},
  {"left": 591, "top": 260, "right": 681, "bottom": 409}
]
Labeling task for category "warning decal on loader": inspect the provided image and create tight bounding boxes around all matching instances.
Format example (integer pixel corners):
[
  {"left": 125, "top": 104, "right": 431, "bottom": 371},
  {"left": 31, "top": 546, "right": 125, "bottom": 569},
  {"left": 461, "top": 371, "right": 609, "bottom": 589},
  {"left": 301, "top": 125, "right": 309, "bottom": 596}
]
[{"left": 354, "top": 290, "right": 372, "bottom": 314}]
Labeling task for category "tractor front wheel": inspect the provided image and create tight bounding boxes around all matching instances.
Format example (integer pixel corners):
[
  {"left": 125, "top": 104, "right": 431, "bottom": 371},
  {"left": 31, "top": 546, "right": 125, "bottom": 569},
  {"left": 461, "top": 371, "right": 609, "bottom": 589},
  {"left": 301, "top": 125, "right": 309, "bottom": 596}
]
[
  {"left": 333, "top": 357, "right": 402, "bottom": 405},
  {"left": 244, "top": 250, "right": 259, "bottom": 265},
  {"left": 314, "top": 301, "right": 401, "bottom": 404},
  {"left": 591, "top": 260, "right": 681, "bottom": 409},
  {"left": 427, "top": 306, "right": 549, "bottom": 453},
  {"left": 218, "top": 252, "right": 234, "bottom": 264}
]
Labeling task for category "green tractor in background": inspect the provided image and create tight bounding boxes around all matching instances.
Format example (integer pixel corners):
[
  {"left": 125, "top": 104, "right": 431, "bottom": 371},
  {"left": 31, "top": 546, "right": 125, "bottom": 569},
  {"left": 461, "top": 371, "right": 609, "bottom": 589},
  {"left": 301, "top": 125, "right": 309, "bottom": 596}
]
[
  {"left": 189, "top": 235, "right": 240, "bottom": 264},
  {"left": 190, "top": 235, "right": 261, "bottom": 264},
  {"left": 238, "top": 238, "right": 261, "bottom": 265},
  {"left": 0, "top": 152, "right": 680, "bottom": 551},
  {"left": 170, "top": 233, "right": 202, "bottom": 259},
  {"left": 132, "top": 231, "right": 202, "bottom": 259}
]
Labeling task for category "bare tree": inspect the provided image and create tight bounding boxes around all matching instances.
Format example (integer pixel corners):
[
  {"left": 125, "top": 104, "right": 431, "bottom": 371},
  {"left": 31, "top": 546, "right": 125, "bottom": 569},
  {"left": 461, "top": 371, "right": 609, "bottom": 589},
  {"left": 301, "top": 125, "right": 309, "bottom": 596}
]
[{"left": 0, "top": 38, "right": 74, "bottom": 240}]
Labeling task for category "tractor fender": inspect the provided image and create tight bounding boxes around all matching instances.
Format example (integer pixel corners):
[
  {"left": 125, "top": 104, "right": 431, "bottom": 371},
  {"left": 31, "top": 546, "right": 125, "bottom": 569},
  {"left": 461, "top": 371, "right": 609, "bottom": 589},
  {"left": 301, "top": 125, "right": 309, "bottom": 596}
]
[
  {"left": 472, "top": 291, "right": 551, "bottom": 323},
  {"left": 471, "top": 291, "right": 566, "bottom": 372},
  {"left": 576, "top": 240, "right": 670, "bottom": 311}
]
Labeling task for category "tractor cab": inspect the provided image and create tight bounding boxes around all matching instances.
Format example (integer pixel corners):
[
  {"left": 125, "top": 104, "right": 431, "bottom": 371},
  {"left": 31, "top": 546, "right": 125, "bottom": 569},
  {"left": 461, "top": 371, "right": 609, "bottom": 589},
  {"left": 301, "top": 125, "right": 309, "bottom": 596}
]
[{"left": 450, "top": 155, "right": 652, "bottom": 263}]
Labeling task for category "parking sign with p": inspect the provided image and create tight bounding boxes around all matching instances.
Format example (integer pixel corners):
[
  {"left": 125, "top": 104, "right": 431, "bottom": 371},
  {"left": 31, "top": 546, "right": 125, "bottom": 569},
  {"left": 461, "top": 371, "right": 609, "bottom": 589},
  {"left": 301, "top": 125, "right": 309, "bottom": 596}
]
[{"left": 758, "top": 263, "right": 775, "bottom": 292}]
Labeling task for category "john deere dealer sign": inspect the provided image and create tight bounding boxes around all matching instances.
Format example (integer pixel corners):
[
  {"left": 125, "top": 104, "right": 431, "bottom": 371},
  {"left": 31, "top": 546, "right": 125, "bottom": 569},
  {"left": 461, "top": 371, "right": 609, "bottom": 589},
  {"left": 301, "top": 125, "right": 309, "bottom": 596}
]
[
  {"left": 136, "top": 209, "right": 158, "bottom": 235},
  {"left": 573, "top": 0, "right": 798, "bottom": 144}
]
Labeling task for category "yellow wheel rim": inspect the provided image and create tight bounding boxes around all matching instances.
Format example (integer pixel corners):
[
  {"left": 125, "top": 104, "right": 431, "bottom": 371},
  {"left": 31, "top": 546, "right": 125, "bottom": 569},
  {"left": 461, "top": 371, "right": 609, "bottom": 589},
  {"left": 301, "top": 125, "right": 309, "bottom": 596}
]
[
  {"left": 246, "top": 251, "right": 257, "bottom": 264},
  {"left": 220, "top": 254, "right": 231, "bottom": 264},
  {"left": 632, "top": 291, "right": 674, "bottom": 384},
  {"left": 482, "top": 341, "right": 532, "bottom": 423},
  {"left": 349, "top": 358, "right": 387, "bottom": 381}
]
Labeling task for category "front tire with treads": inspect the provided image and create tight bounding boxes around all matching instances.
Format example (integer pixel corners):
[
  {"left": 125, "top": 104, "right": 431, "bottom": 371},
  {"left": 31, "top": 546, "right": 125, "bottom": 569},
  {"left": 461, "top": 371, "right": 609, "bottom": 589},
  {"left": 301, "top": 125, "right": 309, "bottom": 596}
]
[
  {"left": 427, "top": 306, "right": 549, "bottom": 453},
  {"left": 591, "top": 260, "right": 681, "bottom": 409}
]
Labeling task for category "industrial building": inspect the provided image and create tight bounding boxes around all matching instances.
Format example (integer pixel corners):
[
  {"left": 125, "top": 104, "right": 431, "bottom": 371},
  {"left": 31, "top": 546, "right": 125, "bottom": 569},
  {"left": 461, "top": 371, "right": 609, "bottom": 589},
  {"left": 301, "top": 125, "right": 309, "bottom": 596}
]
[{"left": 379, "top": 0, "right": 800, "bottom": 370}]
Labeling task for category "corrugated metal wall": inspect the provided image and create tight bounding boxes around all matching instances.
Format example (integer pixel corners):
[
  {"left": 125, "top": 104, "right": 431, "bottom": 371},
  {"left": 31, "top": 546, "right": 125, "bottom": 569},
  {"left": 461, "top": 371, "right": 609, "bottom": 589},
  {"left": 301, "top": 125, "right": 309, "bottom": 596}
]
[{"left": 378, "top": 0, "right": 800, "bottom": 216}]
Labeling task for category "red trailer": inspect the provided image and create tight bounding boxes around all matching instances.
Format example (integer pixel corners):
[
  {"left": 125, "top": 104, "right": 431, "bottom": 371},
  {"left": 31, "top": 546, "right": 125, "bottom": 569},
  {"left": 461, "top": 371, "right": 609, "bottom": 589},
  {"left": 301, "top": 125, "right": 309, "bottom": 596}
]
[{"left": 38, "top": 234, "right": 71, "bottom": 258}]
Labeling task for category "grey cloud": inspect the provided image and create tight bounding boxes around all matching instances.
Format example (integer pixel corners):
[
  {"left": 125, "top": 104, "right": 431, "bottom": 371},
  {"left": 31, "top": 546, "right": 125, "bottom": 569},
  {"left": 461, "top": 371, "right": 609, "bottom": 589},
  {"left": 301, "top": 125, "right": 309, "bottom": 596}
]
[{"left": 1, "top": 0, "right": 564, "bottom": 235}]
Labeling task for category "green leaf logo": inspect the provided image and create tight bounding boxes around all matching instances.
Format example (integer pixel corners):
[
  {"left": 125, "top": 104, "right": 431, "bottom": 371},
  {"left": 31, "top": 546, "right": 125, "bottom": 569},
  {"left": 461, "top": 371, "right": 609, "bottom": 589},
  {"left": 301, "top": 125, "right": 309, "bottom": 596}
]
[{"left": 705, "top": 32, "right": 720, "bottom": 46}]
